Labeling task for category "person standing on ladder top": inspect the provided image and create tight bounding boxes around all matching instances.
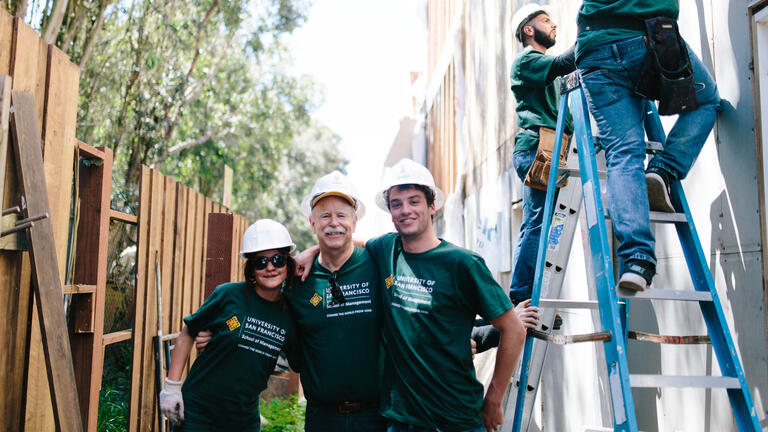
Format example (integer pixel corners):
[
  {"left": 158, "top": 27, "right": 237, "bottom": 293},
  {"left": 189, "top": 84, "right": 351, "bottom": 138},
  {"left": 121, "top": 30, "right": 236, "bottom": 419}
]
[
  {"left": 576, "top": 0, "right": 721, "bottom": 291},
  {"left": 508, "top": 3, "right": 575, "bottom": 308}
]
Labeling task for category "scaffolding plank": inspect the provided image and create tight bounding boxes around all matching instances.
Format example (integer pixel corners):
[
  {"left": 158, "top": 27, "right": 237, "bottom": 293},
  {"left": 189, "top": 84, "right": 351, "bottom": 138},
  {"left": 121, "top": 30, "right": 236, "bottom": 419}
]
[{"left": 10, "top": 90, "right": 83, "bottom": 432}]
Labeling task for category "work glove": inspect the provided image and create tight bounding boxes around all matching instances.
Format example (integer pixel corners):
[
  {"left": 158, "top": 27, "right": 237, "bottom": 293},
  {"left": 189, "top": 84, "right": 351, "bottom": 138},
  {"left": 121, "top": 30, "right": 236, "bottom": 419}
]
[{"left": 159, "top": 378, "right": 184, "bottom": 424}]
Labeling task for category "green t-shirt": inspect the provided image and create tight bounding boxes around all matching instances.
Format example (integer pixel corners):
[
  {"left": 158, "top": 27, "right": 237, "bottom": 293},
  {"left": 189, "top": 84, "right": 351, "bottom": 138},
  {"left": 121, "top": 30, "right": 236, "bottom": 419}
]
[
  {"left": 182, "top": 282, "right": 296, "bottom": 429},
  {"left": 510, "top": 49, "right": 573, "bottom": 152},
  {"left": 576, "top": 0, "right": 679, "bottom": 61},
  {"left": 285, "top": 246, "right": 382, "bottom": 404},
  {"left": 366, "top": 233, "right": 513, "bottom": 431}
]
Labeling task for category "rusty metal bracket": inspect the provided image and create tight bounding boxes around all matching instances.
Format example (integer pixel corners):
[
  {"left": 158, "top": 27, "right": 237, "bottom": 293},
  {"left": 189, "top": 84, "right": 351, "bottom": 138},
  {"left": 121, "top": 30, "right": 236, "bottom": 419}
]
[{"left": 0, "top": 210, "right": 49, "bottom": 250}]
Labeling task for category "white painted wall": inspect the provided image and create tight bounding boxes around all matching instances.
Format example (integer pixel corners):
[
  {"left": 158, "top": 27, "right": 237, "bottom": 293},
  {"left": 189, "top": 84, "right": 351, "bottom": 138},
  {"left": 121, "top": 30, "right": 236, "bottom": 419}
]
[{"left": 453, "top": 1, "right": 768, "bottom": 431}]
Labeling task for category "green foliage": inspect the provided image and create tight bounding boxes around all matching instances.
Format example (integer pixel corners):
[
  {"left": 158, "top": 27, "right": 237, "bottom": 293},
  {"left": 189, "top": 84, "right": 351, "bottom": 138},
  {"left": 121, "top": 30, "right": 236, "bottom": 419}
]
[
  {"left": 97, "top": 342, "right": 132, "bottom": 432},
  {"left": 260, "top": 394, "right": 305, "bottom": 432},
  {"left": 4, "top": 0, "right": 347, "bottom": 229}
]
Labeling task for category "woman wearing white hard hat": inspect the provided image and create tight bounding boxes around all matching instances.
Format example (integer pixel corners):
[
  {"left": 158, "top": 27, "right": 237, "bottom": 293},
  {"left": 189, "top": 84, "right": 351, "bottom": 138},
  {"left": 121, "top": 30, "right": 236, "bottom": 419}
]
[{"left": 160, "top": 218, "right": 298, "bottom": 431}]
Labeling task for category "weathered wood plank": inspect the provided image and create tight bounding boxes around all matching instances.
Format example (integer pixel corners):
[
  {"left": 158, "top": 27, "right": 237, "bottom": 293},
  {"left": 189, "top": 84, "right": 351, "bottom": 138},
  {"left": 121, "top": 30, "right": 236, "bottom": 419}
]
[
  {"left": 71, "top": 145, "right": 112, "bottom": 431},
  {"left": 0, "top": 9, "right": 12, "bottom": 75},
  {"left": 0, "top": 77, "right": 9, "bottom": 217},
  {"left": 170, "top": 185, "right": 187, "bottom": 334},
  {"left": 110, "top": 209, "right": 138, "bottom": 224},
  {"left": 204, "top": 212, "right": 234, "bottom": 298},
  {"left": 138, "top": 169, "right": 164, "bottom": 431},
  {"left": 12, "top": 18, "right": 54, "bottom": 432},
  {"left": 0, "top": 80, "right": 27, "bottom": 432},
  {"left": 102, "top": 330, "right": 133, "bottom": 346},
  {"left": 128, "top": 166, "right": 151, "bottom": 432},
  {"left": 10, "top": 18, "right": 46, "bottom": 130},
  {"left": 161, "top": 176, "right": 176, "bottom": 336},
  {"left": 43, "top": 45, "right": 79, "bottom": 287},
  {"left": 10, "top": 90, "right": 82, "bottom": 432},
  {"left": 180, "top": 189, "right": 198, "bottom": 370}
]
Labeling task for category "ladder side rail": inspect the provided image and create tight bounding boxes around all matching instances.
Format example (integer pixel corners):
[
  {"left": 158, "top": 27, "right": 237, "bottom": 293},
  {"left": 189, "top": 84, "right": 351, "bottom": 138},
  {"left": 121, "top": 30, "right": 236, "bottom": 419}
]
[
  {"left": 572, "top": 87, "right": 638, "bottom": 431},
  {"left": 517, "top": 169, "right": 587, "bottom": 432},
  {"left": 643, "top": 102, "right": 761, "bottom": 431},
  {"left": 510, "top": 91, "right": 572, "bottom": 432}
]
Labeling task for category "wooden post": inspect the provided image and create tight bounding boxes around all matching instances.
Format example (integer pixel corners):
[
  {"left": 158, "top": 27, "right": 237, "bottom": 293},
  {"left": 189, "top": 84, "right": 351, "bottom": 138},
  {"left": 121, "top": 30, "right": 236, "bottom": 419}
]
[
  {"left": 204, "top": 212, "right": 234, "bottom": 298},
  {"left": 10, "top": 90, "right": 83, "bottom": 431},
  {"left": 70, "top": 142, "right": 113, "bottom": 432}
]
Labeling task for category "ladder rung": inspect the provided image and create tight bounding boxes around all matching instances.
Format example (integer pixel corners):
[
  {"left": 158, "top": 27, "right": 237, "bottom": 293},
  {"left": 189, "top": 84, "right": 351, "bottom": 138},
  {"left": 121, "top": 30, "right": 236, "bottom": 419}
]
[
  {"left": 539, "top": 299, "right": 625, "bottom": 309},
  {"left": 527, "top": 328, "right": 612, "bottom": 344},
  {"left": 630, "top": 374, "right": 740, "bottom": 389},
  {"left": 649, "top": 211, "right": 687, "bottom": 223},
  {"left": 618, "top": 289, "right": 713, "bottom": 302},
  {"left": 605, "top": 212, "right": 688, "bottom": 224},
  {"left": 558, "top": 168, "right": 606, "bottom": 178}
]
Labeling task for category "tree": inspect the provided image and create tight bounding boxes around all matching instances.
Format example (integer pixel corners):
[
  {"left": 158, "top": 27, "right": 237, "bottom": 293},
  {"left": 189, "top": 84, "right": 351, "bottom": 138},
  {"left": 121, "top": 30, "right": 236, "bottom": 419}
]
[{"left": 6, "top": 0, "right": 345, "bottom": 227}]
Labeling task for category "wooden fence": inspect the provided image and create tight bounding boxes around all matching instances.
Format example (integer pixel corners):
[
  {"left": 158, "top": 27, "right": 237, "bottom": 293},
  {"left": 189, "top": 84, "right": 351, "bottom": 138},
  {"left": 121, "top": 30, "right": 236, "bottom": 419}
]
[
  {"left": 0, "top": 8, "right": 251, "bottom": 431},
  {"left": 130, "top": 166, "right": 249, "bottom": 431}
]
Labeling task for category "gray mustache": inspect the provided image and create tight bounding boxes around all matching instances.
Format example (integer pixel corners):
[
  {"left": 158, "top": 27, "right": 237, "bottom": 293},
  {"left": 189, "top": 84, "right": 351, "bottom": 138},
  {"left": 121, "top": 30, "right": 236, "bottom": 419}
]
[{"left": 323, "top": 226, "right": 347, "bottom": 235}]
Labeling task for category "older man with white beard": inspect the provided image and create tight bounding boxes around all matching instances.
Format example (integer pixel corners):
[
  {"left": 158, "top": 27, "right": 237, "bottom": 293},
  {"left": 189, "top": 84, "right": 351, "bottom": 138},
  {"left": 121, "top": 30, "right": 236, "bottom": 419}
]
[{"left": 284, "top": 171, "right": 386, "bottom": 432}]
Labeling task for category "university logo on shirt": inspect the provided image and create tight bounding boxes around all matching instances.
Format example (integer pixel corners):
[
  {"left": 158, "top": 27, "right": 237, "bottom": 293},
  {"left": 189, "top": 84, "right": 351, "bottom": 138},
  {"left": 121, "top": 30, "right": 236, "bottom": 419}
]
[
  {"left": 385, "top": 274, "right": 394, "bottom": 289},
  {"left": 309, "top": 292, "right": 322, "bottom": 307},
  {"left": 226, "top": 316, "right": 241, "bottom": 331}
]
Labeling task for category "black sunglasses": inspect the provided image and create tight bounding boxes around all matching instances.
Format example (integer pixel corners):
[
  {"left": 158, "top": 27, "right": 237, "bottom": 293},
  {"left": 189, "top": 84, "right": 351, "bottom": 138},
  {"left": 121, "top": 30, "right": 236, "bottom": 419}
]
[
  {"left": 253, "top": 254, "right": 287, "bottom": 270},
  {"left": 328, "top": 273, "right": 346, "bottom": 304}
]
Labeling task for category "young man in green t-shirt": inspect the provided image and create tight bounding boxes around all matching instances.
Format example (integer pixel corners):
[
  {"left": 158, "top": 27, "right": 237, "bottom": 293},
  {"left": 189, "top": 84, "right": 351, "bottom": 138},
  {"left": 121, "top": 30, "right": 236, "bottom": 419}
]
[
  {"left": 366, "top": 159, "right": 527, "bottom": 432},
  {"left": 508, "top": 3, "right": 575, "bottom": 304}
]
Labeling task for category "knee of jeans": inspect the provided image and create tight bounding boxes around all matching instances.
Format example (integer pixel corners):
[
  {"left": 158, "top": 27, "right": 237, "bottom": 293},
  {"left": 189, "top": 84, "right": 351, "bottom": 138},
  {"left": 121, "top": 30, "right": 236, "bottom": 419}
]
[{"left": 603, "top": 139, "right": 646, "bottom": 169}]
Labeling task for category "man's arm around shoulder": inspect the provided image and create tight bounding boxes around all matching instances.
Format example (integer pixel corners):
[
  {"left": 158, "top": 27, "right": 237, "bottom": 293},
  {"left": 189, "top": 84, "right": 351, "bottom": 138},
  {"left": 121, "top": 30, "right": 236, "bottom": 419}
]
[{"left": 482, "top": 307, "right": 526, "bottom": 432}]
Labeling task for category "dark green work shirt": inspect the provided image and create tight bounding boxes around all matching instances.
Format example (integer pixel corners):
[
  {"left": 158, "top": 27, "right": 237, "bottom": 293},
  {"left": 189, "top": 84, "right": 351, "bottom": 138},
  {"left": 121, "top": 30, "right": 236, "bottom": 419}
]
[
  {"left": 285, "top": 246, "right": 382, "bottom": 404},
  {"left": 576, "top": 0, "right": 679, "bottom": 60},
  {"left": 366, "top": 233, "right": 513, "bottom": 431},
  {"left": 182, "top": 282, "right": 296, "bottom": 429},
  {"left": 510, "top": 49, "right": 573, "bottom": 152}
]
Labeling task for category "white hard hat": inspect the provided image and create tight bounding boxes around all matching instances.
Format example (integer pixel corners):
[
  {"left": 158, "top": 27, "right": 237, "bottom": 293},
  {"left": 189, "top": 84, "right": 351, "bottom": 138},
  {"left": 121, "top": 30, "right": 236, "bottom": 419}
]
[
  {"left": 512, "top": 3, "right": 552, "bottom": 42},
  {"left": 300, "top": 170, "right": 366, "bottom": 219},
  {"left": 375, "top": 158, "right": 446, "bottom": 212},
  {"left": 240, "top": 219, "right": 296, "bottom": 258}
]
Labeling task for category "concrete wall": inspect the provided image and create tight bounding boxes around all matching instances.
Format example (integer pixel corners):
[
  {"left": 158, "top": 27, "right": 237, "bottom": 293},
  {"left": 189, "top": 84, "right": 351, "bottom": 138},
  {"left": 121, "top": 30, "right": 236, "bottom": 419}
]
[{"left": 437, "top": 0, "right": 768, "bottom": 430}]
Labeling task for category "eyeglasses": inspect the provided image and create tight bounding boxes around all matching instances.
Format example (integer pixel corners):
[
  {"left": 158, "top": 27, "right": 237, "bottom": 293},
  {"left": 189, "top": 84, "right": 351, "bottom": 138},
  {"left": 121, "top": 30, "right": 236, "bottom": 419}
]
[
  {"left": 253, "top": 254, "right": 287, "bottom": 270},
  {"left": 328, "top": 273, "right": 346, "bottom": 304}
]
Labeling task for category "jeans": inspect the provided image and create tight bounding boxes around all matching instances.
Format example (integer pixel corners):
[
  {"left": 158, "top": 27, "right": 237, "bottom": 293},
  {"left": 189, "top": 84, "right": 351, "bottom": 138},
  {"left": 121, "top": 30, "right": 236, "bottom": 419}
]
[
  {"left": 386, "top": 420, "right": 484, "bottom": 432},
  {"left": 577, "top": 36, "right": 720, "bottom": 272},
  {"left": 509, "top": 148, "right": 547, "bottom": 301},
  {"left": 305, "top": 401, "right": 387, "bottom": 432}
]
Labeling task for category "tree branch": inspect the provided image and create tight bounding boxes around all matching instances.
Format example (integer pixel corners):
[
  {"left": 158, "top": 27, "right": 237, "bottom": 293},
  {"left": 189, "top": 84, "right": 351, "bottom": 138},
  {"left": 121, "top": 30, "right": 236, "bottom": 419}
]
[
  {"left": 42, "top": 0, "right": 69, "bottom": 44},
  {"left": 78, "top": 0, "right": 109, "bottom": 69}
]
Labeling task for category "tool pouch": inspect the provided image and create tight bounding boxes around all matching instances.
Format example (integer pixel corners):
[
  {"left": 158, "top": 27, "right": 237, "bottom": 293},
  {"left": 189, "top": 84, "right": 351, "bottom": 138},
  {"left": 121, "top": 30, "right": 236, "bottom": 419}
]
[
  {"left": 634, "top": 16, "right": 699, "bottom": 115},
  {"left": 524, "top": 127, "right": 569, "bottom": 191}
]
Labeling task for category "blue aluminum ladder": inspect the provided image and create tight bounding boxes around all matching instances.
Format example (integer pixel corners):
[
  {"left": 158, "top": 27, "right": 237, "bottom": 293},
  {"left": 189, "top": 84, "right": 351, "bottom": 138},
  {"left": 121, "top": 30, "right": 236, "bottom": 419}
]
[{"left": 509, "top": 71, "right": 761, "bottom": 431}]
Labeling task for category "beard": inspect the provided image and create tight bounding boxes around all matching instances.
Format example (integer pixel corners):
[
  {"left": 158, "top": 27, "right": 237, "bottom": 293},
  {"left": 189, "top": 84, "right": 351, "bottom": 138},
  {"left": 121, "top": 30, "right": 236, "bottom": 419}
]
[{"left": 533, "top": 27, "right": 556, "bottom": 49}]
